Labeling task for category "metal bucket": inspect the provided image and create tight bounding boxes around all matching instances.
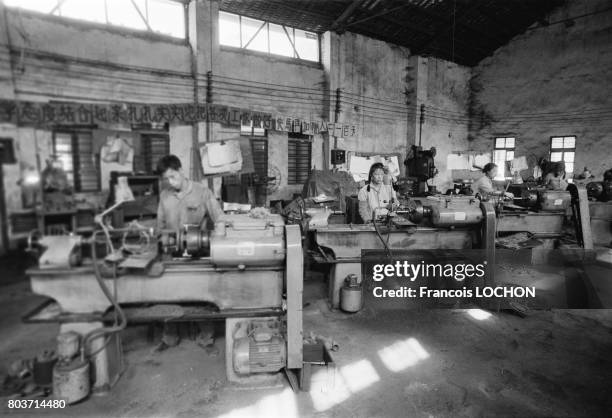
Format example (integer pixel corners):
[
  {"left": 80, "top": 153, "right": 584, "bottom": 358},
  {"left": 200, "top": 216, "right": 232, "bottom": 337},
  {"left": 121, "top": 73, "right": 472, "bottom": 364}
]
[
  {"left": 340, "top": 285, "right": 363, "bottom": 313},
  {"left": 53, "top": 359, "right": 90, "bottom": 404}
]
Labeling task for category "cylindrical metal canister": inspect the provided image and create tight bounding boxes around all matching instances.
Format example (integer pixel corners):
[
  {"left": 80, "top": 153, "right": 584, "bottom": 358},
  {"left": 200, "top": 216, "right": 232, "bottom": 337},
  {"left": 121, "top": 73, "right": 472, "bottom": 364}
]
[
  {"left": 53, "top": 359, "right": 90, "bottom": 404},
  {"left": 340, "top": 285, "right": 363, "bottom": 313},
  {"left": 57, "top": 332, "right": 80, "bottom": 360}
]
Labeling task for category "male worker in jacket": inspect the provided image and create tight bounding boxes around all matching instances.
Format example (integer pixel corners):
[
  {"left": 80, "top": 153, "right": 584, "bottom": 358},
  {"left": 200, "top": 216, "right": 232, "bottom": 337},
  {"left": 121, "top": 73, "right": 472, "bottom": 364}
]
[
  {"left": 157, "top": 154, "right": 223, "bottom": 232},
  {"left": 155, "top": 154, "right": 224, "bottom": 352}
]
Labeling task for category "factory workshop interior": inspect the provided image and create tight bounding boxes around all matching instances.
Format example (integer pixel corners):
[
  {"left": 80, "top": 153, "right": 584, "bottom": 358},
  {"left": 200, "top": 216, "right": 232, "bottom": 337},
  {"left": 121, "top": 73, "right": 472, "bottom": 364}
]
[{"left": 1, "top": 0, "right": 612, "bottom": 417}]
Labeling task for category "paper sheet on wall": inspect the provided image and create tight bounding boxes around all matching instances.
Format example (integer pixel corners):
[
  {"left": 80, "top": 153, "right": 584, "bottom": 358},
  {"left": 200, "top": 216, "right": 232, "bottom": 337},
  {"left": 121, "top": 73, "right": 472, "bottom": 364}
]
[
  {"left": 200, "top": 140, "right": 243, "bottom": 175},
  {"left": 114, "top": 176, "right": 135, "bottom": 203},
  {"left": 473, "top": 154, "right": 491, "bottom": 170},
  {"left": 348, "top": 155, "right": 374, "bottom": 182},
  {"left": 447, "top": 154, "right": 470, "bottom": 170},
  {"left": 207, "top": 141, "right": 241, "bottom": 167},
  {"left": 100, "top": 136, "right": 134, "bottom": 190},
  {"left": 382, "top": 156, "right": 400, "bottom": 179}
]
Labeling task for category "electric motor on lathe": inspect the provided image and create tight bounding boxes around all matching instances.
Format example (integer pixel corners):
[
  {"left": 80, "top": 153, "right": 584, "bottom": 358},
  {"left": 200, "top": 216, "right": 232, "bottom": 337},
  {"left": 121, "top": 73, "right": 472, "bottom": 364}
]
[
  {"left": 430, "top": 205, "right": 482, "bottom": 226},
  {"left": 538, "top": 190, "right": 571, "bottom": 211},
  {"left": 210, "top": 214, "right": 285, "bottom": 267},
  {"left": 407, "top": 196, "right": 483, "bottom": 227},
  {"left": 159, "top": 214, "right": 286, "bottom": 265},
  {"left": 232, "top": 319, "right": 287, "bottom": 375}
]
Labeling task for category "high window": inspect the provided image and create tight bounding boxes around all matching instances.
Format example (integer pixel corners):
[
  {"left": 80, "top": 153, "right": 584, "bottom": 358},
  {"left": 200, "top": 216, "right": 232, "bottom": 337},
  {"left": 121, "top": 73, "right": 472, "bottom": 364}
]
[
  {"left": 240, "top": 120, "right": 266, "bottom": 137},
  {"left": 5, "top": 0, "right": 186, "bottom": 39},
  {"left": 219, "top": 11, "right": 319, "bottom": 62}
]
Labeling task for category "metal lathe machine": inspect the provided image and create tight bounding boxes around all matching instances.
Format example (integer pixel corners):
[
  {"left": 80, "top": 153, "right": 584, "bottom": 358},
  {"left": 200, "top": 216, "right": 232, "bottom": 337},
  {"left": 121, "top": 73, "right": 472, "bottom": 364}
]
[
  {"left": 25, "top": 213, "right": 303, "bottom": 398},
  {"left": 496, "top": 183, "right": 593, "bottom": 248},
  {"left": 309, "top": 195, "right": 497, "bottom": 309}
]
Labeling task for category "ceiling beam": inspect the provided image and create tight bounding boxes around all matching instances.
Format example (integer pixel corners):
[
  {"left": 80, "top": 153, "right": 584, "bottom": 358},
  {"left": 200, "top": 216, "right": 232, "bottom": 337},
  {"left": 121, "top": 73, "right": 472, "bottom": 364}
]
[
  {"left": 220, "top": 2, "right": 334, "bottom": 32},
  {"left": 381, "top": 14, "right": 436, "bottom": 37},
  {"left": 342, "top": 3, "right": 411, "bottom": 28},
  {"left": 331, "top": 0, "right": 368, "bottom": 33}
]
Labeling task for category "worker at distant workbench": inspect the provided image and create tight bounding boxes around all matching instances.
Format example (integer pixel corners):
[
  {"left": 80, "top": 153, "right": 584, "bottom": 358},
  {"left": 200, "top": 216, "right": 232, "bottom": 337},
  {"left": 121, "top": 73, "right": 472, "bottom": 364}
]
[
  {"left": 358, "top": 162, "right": 398, "bottom": 223},
  {"left": 544, "top": 162, "right": 568, "bottom": 191},
  {"left": 155, "top": 154, "right": 222, "bottom": 352},
  {"left": 156, "top": 154, "right": 223, "bottom": 231},
  {"left": 473, "top": 163, "right": 513, "bottom": 200}
]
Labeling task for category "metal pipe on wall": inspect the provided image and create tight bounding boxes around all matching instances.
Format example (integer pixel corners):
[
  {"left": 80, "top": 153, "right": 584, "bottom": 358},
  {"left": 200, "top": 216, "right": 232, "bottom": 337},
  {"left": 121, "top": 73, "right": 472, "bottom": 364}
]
[{"left": 332, "top": 88, "right": 342, "bottom": 169}]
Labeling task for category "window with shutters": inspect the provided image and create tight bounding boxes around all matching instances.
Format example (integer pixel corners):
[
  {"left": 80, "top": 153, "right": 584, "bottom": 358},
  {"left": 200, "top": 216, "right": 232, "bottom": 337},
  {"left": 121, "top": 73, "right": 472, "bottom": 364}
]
[
  {"left": 221, "top": 138, "right": 268, "bottom": 205},
  {"left": 251, "top": 138, "right": 268, "bottom": 181},
  {"left": 238, "top": 125, "right": 268, "bottom": 178},
  {"left": 288, "top": 134, "right": 312, "bottom": 185},
  {"left": 53, "top": 131, "right": 99, "bottom": 192},
  {"left": 140, "top": 134, "right": 170, "bottom": 173}
]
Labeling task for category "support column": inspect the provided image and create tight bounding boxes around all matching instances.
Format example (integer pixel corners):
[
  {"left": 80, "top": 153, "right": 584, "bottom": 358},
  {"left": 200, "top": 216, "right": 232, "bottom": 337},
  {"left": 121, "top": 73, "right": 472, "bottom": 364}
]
[
  {"left": 320, "top": 31, "right": 333, "bottom": 170},
  {"left": 0, "top": 1, "right": 17, "bottom": 255},
  {"left": 186, "top": 0, "right": 218, "bottom": 183},
  {"left": 414, "top": 56, "right": 429, "bottom": 148}
]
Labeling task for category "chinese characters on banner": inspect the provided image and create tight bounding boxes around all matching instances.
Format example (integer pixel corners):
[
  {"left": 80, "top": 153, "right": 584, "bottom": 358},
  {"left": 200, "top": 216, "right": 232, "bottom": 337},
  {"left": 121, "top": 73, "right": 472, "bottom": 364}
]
[{"left": 0, "top": 100, "right": 358, "bottom": 137}]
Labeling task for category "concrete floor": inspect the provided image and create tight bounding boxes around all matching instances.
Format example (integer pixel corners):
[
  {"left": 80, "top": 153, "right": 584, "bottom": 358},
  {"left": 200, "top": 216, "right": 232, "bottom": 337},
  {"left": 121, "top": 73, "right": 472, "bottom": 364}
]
[{"left": 1, "top": 261, "right": 612, "bottom": 418}]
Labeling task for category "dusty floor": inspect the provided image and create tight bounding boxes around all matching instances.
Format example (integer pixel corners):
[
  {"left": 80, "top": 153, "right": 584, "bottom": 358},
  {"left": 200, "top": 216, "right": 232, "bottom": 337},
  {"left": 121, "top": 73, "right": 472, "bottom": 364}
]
[{"left": 1, "top": 260, "right": 612, "bottom": 418}]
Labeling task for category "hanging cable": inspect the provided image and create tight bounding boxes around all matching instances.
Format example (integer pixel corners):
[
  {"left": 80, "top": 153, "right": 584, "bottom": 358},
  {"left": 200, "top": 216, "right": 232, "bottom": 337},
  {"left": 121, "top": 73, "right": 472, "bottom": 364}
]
[{"left": 82, "top": 229, "right": 127, "bottom": 362}]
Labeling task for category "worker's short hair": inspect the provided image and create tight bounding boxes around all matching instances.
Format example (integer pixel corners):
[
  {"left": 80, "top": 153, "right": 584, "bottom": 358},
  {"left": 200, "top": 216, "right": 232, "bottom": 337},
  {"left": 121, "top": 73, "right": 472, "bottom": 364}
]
[
  {"left": 482, "top": 163, "right": 497, "bottom": 174},
  {"left": 156, "top": 154, "right": 182, "bottom": 174}
]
